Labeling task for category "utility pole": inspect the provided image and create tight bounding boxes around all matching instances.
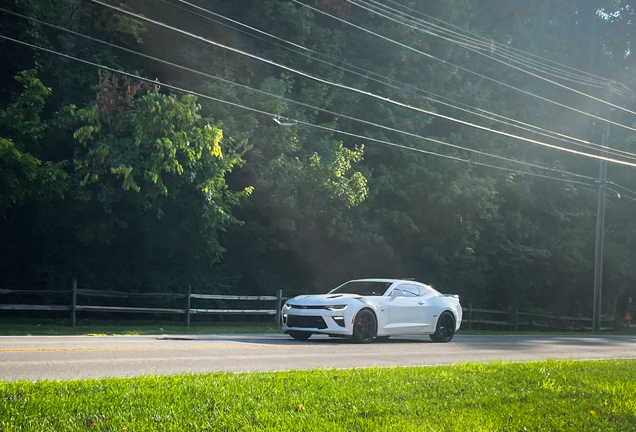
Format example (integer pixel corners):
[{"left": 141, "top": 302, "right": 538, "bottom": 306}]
[{"left": 592, "top": 84, "right": 612, "bottom": 332}]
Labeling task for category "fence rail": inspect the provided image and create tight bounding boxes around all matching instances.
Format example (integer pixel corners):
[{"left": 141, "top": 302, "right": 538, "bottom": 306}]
[
  {"left": 1, "top": 280, "right": 284, "bottom": 327},
  {"left": 1, "top": 285, "right": 625, "bottom": 331},
  {"left": 462, "top": 303, "right": 619, "bottom": 331}
]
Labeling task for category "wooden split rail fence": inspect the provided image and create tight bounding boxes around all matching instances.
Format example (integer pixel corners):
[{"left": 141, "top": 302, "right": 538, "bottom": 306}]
[
  {"left": 0, "top": 285, "right": 621, "bottom": 331},
  {"left": 463, "top": 303, "right": 618, "bottom": 331},
  {"left": 0, "top": 279, "right": 284, "bottom": 327}
]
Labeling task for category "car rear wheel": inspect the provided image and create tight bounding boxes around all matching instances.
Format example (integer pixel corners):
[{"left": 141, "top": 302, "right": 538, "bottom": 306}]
[
  {"left": 288, "top": 331, "right": 312, "bottom": 341},
  {"left": 351, "top": 309, "right": 377, "bottom": 344},
  {"left": 430, "top": 312, "right": 455, "bottom": 342}
]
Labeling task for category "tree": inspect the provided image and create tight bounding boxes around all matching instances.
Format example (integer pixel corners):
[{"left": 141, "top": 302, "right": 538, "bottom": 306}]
[{"left": 0, "top": 70, "right": 250, "bottom": 292}]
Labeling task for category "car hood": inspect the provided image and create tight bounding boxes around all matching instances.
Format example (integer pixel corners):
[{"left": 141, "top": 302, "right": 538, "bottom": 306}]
[{"left": 288, "top": 294, "right": 367, "bottom": 305}]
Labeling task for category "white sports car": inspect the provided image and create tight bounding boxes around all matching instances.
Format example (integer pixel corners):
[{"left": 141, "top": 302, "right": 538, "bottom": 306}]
[{"left": 282, "top": 278, "right": 462, "bottom": 343}]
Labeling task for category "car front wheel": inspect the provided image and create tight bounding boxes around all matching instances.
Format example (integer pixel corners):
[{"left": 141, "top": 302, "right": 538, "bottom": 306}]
[
  {"left": 351, "top": 309, "right": 377, "bottom": 343},
  {"left": 430, "top": 312, "right": 455, "bottom": 342}
]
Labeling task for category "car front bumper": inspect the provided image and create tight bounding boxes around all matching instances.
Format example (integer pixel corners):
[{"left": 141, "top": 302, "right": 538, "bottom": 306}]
[{"left": 281, "top": 308, "right": 353, "bottom": 335}]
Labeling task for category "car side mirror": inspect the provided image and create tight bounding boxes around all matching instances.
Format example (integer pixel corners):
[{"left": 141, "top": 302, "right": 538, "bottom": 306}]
[{"left": 390, "top": 289, "right": 405, "bottom": 299}]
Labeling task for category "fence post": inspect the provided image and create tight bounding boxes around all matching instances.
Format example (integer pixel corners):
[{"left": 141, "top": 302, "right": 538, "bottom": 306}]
[
  {"left": 468, "top": 303, "right": 473, "bottom": 331},
  {"left": 514, "top": 307, "right": 518, "bottom": 332},
  {"left": 71, "top": 278, "right": 77, "bottom": 327},
  {"left": 275, "top": 289, "right": 283, "bottom": 328},
  {"left": 185, "top": 284, "right": 191, "bottom": 327}
]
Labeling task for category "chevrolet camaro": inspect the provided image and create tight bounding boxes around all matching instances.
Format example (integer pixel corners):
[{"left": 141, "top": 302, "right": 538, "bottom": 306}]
[{"left": 282, "top": 278, "right": 462, "bottom": 343}]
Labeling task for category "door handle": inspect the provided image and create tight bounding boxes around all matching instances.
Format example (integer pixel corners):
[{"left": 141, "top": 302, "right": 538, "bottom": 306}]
[{"left": 418, "top": 301, "right": 425, "bottom": 305}]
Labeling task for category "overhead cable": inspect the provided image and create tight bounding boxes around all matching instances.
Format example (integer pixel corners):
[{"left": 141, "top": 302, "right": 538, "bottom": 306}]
[
  {"left": 382, "top": 0, "right": 634, "bottom": 97},
  {"left": 363, "top": 0, "right": 608, "bottom": 87},
  {"left": 0, "top": 34, "right": 599, "bottom": 188},
  {"left": 290, "top": 0, "right": 636, "bottom": 134},
  {"left": 85, "top": 0, "right": 636, "bottom": 168},
  {"left": 358, "top": 0, "right": 607, "bottom": 87},
  {"left": 0, "top": 10, "right": 599, "bottom": 181},
  {"left": 607, "top": 181, "right": 636, "bottom": 198},
  {"left": 152, "top": 1, "right": 636, "bottom": 160},
  {"left": 351, "top": 0, "right": 636, "bottom": 116}
]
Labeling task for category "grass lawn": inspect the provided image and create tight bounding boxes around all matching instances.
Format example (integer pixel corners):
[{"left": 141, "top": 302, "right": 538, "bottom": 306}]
[
  {"left": 0, "top": 318, "right": 279, "bottom": 336},
  {"left": 1, "top": 360, "right": 635, "bottom": 431}
]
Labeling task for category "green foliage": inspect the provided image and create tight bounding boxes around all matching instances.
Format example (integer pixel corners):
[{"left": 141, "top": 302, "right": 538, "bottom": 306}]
[
  {"left": 0, "top": 70, "right": 51, "bottom": 142},
  {"left": 1, "top": 360, "right": 635, "bottom": 430},
  {"left": 0, "top": 71, "right": 68, "bottom": 217},
  {"left": 1, "top": 0, "right": 636, "bottom": 315},
  {"left": 67, "top": 79, "right": 251, "bottom": 282},
  {"left": 0, "top": 71, "right": 249, "bottom": 291},
  {"left": 0, "top": 138, "right": 67, "bottom": 216}
]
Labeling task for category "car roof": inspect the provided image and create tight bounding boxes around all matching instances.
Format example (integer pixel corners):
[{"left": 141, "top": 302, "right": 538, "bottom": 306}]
[
  {"left": 337, "top": 279, "right": 440, "bottom": 295},
  {"left": 350, "top": 278, "right": 424, "bottom": 284}
]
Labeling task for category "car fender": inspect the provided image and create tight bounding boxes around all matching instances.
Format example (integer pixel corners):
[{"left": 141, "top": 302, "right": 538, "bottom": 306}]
[
  {"left": 352, "top": 298, "right": 388, "bottom": 334},
  {"left": 435, "top": 307, "right": 462, "bottom": 332}
]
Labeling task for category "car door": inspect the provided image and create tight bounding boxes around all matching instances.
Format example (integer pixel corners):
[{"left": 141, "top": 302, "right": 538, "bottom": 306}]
[
  {"left": 414, "top": 285, "right": 436, "bottom": 330},
  {"left": 386, "top": 284, "right": 427, "bottom": 333}
]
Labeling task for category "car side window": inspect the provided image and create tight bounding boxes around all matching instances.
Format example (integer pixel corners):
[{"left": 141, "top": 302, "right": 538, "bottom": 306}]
[
  {"left": 417, "top": 285, "right": 430, "bottom": 296},
  {"left": 399, "top": 284, "right": 420, "bottom": 297}
]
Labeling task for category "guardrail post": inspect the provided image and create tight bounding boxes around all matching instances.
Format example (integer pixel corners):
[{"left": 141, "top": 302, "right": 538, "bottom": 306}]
[
  {"left": 514, "top": 307, "right": 518, "bottom": 332},
  {"left": 275, "top": 289, "right": 283, "bottom": 328},
  {"left": 71, "top": 278, "right": 77, "bottom": 327},
  {"left": 185, "top": 284, "right": 191, "bottom": 327},
  {"left": 468, "top": 303, "right": 473, "bottom": 331}
]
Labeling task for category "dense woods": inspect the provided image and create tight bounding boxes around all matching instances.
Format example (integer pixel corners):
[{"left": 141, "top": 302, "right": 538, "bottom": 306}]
[{"left": 1, "top": 0, "right": 635, "bottom": 318}]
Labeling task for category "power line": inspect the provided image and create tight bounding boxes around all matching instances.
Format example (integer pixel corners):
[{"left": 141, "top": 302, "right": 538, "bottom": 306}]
[
  {"left": 382, "top": 0, "right": 635, "bottom": 97},
  {"left": 290, "top": 0, "right": 636, "bottom": 134},
  {"left": 608, "top": 188, "right": 636, "bottom": 202},
  {"left": 153, "top": 1, "right": 636, "bottom": 161},
  {"left": 0, "top": 34, "right": 599, "bottom": 188},
  {"left": 357, "top": 0, "right": 608, "bottom": 88},
  {"left": 352, "top": 0, "right": 636, "bottom": 117},
  {"left": 608, "top": 181, "right": 636, "bottom": 199},
  {"left": 366, "top": 0, "right": 609, "bottom": 88},
  {"left": 85, "top": 0, "right": 636, "bottom": 168},
  {"left": 0, "top": 10, "right": 598, "bottom": 182}
]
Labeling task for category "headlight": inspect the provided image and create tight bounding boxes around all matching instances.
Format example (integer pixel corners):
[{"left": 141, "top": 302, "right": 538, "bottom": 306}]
[
  {"left": 326, "top": 305, "right": 347, "bottom": 311},
  {"left": 283, "top": 303, "right": 292, "bottom": 310}
]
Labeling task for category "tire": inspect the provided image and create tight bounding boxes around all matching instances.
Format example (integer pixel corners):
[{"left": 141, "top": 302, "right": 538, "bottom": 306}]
[
  {"left": 288, "top": 331, "right": 312, "bottom": 341},
  {"left": 430, "top": 312, "right": 456, "bottom": 342},
  {"left": 351, "top": 309, "right": 377, "bottom": 344}
]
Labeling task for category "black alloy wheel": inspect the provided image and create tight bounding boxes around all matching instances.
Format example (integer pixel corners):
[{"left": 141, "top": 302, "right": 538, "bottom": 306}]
[
  {"left": 430, "top": 312, "right": 455, "bottom": 342},
  {"left": 351, "top": 309, "right": 377, "bottom": 343},
  {"left": 288, "top": 331, "right": 312, "bottom": 341}
]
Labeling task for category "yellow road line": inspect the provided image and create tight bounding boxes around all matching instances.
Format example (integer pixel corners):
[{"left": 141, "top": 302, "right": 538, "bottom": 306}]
[
  {"left": 0, "top": 345, "right": 291, "bottom": 353},
  {"left": 0, "top": 340, "right": 535, "bottom": 353}
]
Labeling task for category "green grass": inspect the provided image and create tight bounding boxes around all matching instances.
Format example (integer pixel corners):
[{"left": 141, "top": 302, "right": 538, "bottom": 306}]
[
  {"left": 0, "top": 318, "right": 279, "bottom": 336},
  {"left": 1, "top": 360, "right": 635, "bottom": 431}
]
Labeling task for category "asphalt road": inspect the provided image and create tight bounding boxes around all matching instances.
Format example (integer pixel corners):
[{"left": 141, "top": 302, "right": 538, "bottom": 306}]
[{"left": 0, "top": 334, "right": 634, "bottom": 381}]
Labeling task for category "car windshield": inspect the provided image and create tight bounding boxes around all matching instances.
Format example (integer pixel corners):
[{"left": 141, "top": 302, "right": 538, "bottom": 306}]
[{"left": 329, "top": 281, "right": 392, "bottom": 296}]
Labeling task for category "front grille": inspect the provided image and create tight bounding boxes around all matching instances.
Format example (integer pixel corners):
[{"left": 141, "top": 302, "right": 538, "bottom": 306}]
[
  {"left": 290, "top": 305, "right": 328, "bottom": 310},
  {"left": 286, "top": 315, "right": 328, "bottom": 329}
]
